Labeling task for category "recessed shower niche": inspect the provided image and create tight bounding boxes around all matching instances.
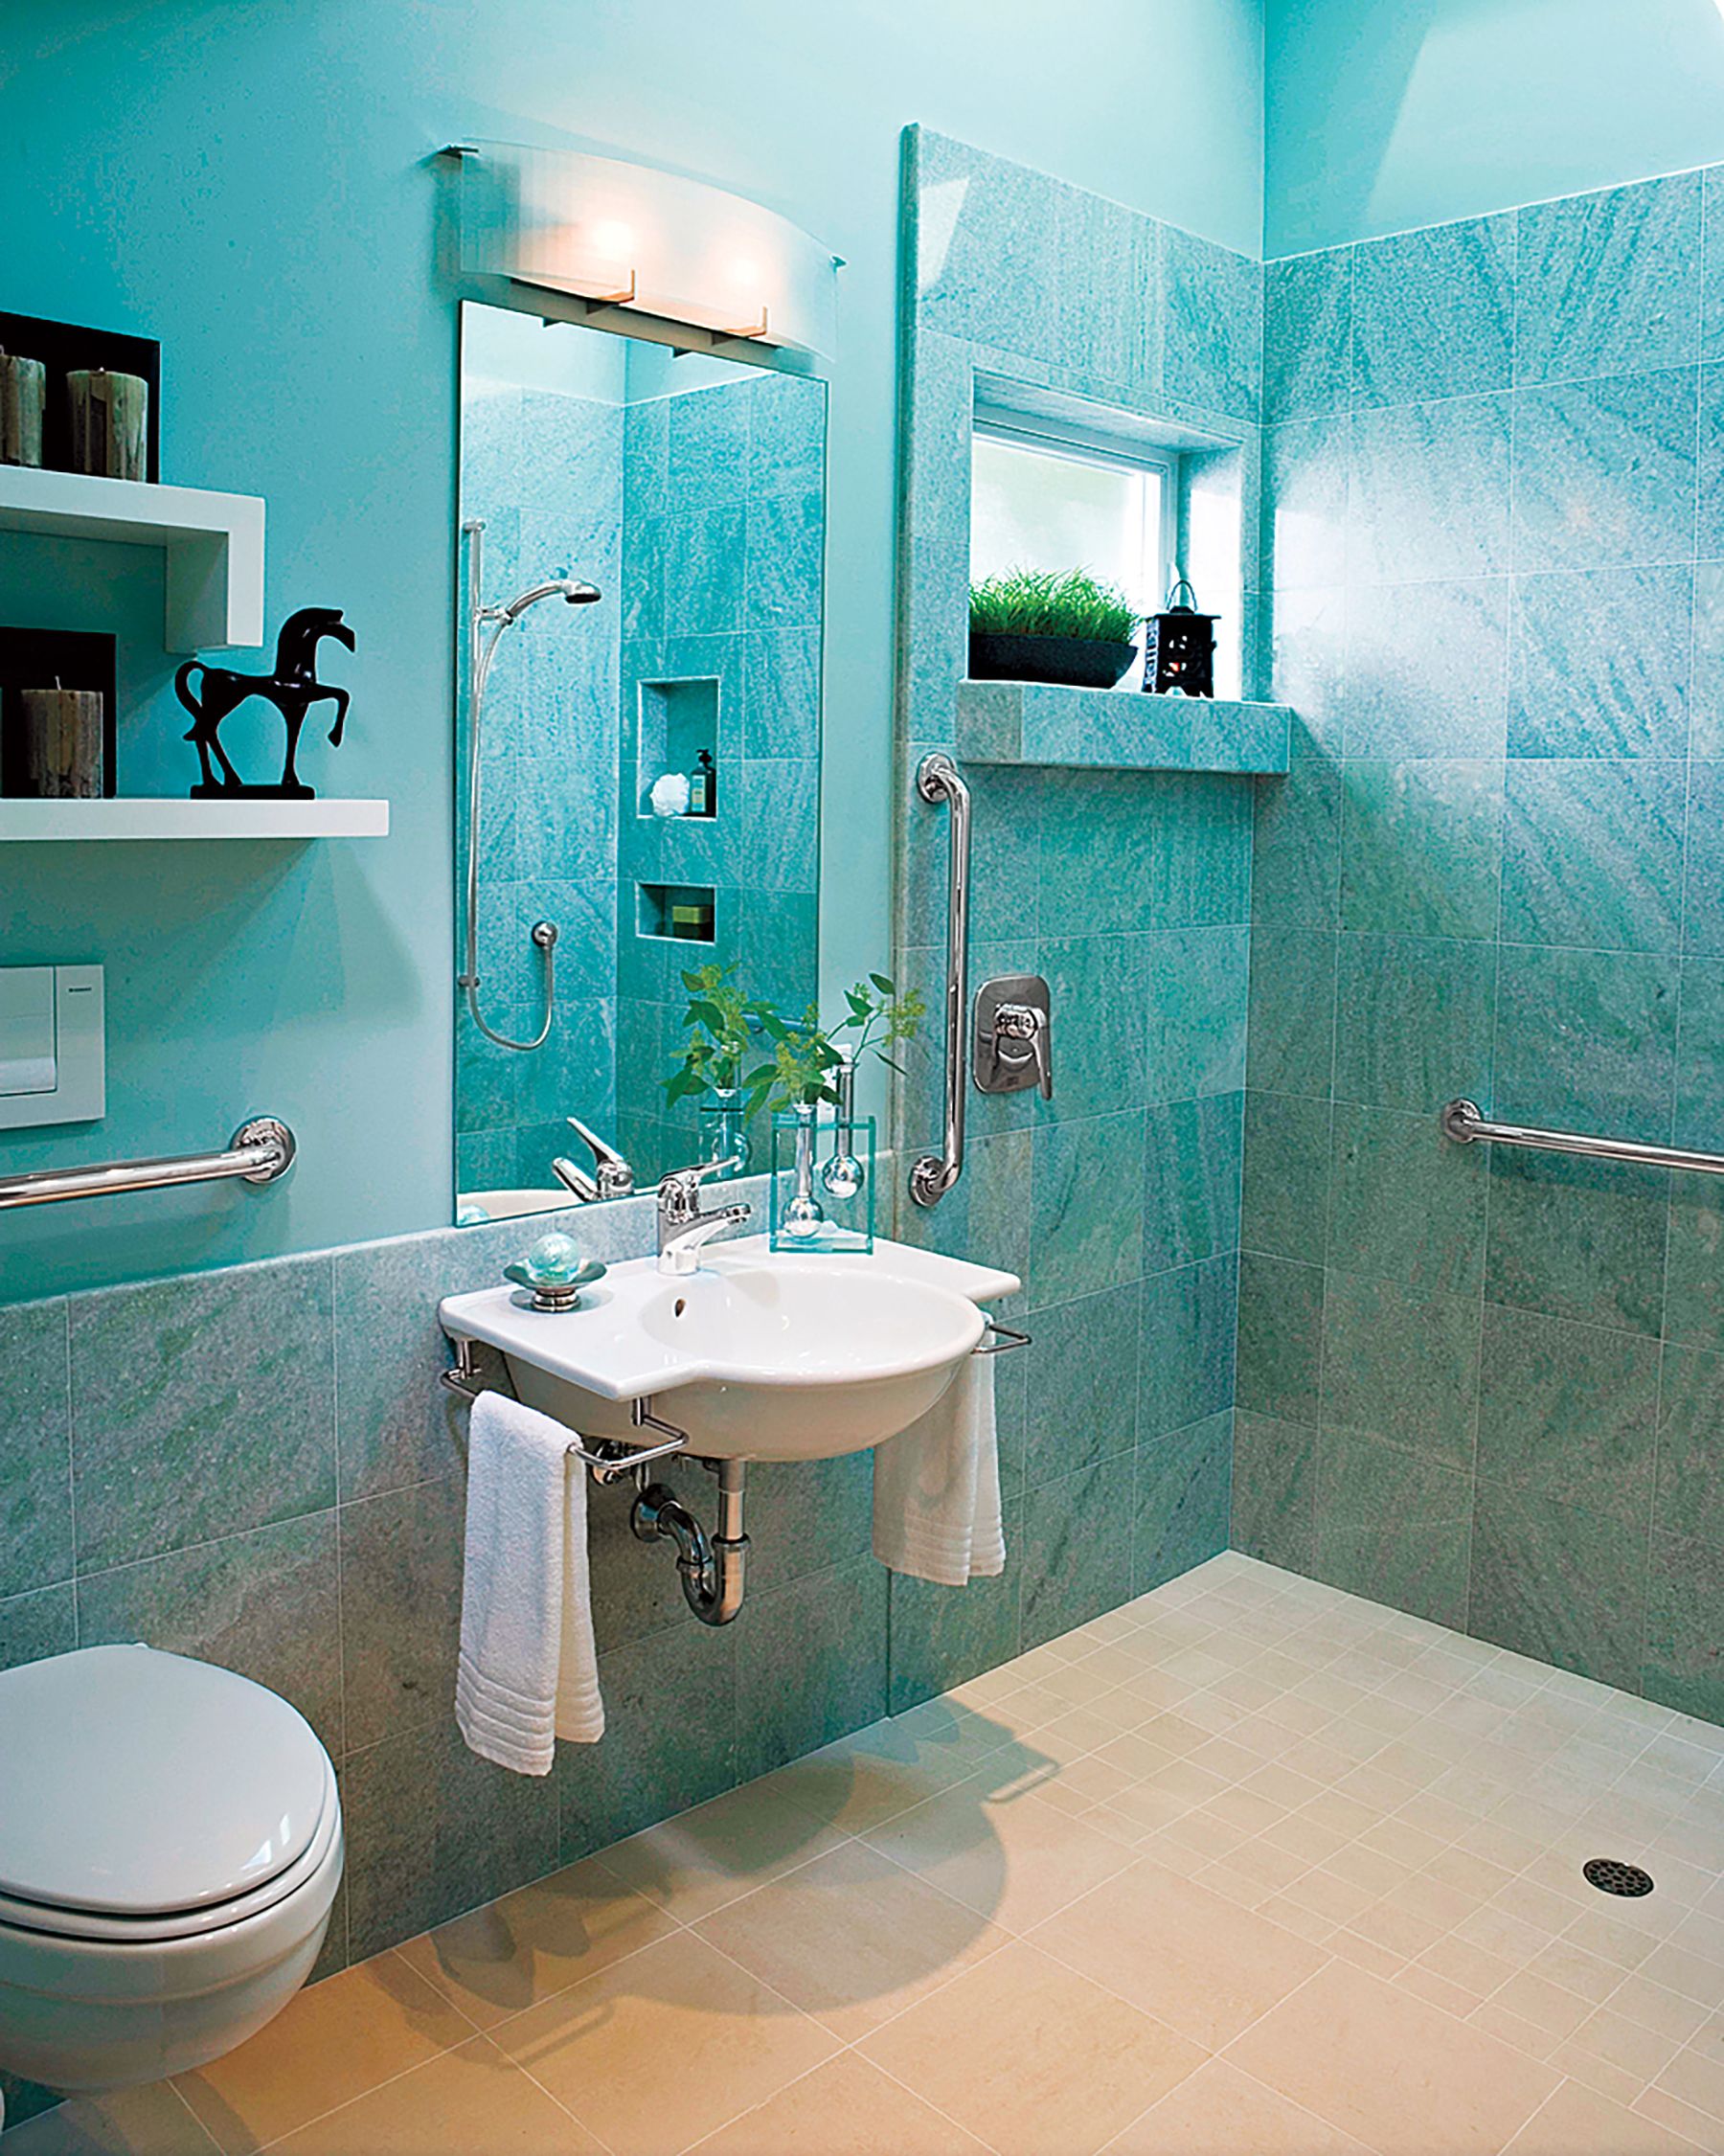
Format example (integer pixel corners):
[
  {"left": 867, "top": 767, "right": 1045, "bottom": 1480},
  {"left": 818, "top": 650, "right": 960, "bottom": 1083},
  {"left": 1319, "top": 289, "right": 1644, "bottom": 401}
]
[{"left": 635, "top": 677, "right": 719, "bottom": 816}]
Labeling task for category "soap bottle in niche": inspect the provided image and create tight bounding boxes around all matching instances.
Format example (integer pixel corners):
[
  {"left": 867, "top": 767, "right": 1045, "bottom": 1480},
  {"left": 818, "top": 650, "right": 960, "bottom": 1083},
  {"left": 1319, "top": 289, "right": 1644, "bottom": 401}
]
[{"left": 688, "top": 749, "right": 716, "bottom": 818}]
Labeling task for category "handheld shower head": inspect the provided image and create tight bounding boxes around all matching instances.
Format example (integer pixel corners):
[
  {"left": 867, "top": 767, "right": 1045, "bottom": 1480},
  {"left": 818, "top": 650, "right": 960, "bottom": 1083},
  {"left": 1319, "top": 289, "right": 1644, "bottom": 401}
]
[{"left": 500, "top": 578, "right": 601, "bottom": 621}]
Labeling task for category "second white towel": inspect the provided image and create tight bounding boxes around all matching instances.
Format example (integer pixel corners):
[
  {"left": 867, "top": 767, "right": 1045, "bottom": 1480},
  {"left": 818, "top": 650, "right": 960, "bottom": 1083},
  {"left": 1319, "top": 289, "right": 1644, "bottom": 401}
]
[
  {"left": 456, "top": 1390, "right": 604, "bottom": 1775},
  {"left": 873, "top": 1349, "right": 1005, "bottom": 1586}
]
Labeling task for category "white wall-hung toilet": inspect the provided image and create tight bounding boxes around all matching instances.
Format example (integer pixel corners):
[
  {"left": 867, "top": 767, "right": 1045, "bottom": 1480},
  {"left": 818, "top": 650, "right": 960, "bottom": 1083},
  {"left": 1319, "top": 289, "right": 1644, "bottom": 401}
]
[{"left": 0, "top": 1645, "right": 343, "bottom": 2122}]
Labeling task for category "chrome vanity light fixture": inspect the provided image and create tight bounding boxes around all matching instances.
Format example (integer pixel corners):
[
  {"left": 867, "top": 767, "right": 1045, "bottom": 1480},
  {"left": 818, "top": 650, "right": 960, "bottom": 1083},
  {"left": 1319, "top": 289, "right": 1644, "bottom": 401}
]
[{"left": 459, "top": 517, "right": 601, "bottom": 1053}]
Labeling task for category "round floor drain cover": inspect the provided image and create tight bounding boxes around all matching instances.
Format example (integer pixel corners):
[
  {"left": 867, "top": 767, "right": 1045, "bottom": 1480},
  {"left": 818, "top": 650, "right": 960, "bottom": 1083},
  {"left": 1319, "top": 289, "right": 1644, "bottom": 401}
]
[{"left": 1583, "top": 1857, "right": 1653, "bottom": 1897}]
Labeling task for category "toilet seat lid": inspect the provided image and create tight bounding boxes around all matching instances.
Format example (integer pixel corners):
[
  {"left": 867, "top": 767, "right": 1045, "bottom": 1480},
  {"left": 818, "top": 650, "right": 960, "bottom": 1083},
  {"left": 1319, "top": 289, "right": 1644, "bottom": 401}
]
[{"left": 0, "top": 1645, "right": 331, "bottom": 1918}]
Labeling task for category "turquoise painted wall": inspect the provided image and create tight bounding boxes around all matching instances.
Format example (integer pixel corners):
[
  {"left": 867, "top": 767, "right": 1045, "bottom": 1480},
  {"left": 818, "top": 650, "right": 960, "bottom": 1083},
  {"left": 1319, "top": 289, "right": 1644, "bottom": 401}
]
[
  {"left": 0, "top": 0, "right": 1263, "bottom": 1300},
  {"left": 1241, "top": 169, "right": 1724, "bottom": 1720},
  {"left": 1265, "top": 0, "right": 1724, "bottom": 256}
]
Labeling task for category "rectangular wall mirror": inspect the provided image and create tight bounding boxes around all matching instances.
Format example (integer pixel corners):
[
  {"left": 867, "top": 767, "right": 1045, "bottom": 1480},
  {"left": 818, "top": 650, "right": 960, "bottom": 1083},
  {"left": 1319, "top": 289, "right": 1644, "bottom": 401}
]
[{"left": 453, "top": 303, "right": 826, "bottom": 1225}]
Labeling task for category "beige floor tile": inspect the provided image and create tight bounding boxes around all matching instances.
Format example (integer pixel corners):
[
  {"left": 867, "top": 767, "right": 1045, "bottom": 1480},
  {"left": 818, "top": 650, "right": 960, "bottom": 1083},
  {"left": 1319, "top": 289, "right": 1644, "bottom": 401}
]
[
  {"left": 1505, "top": 2076, "right": 1711, "bottom": 2154},
  {"left": 690, "top": 2053, "right": 988, "bottom": 2154},
  {"left": 1396, "top": 1959, "right": 1487, "bottom": 2018},
  {"left": 1030, "top": 1858, "right": 1327, "bottom": 2051},
  {"left": 1492, "top": 1967, "right": 1599, "bottom": 2042},
  {"left": 1653, "top": 2039, "right": 1724, "bottom": 2124},
  {"left": 1418, "top": 1931, "right": 1522, "bottom": 2002},
  {"left": 271, "top": 2035, "right": 601, "bottom": 2155},
  {"left": 492, "top": 1931, "right": 836, "bottom": 2156},
  {"left": 748, "top": 1709, "right": 1018, "bottom": 1834},
  {"left": 1523, "top": 1934, "right": 1632, "bottom": 2007},
  {"left": 1608, "top": 1975, "right": 1714, "bottom": 2045},
  {"left": 396, "top": 1854, "right": 679, "bottom": 2028},
  {"left": 1102, "top": 2056, "right": 1372, "bottom": 2154},
  {"left": 1554, "top": 2004, "right": 1686, "bottom": 2090},
  {"left": 1470, "top": 2001, "right": 1565, "bottom": 2061},
  {"left": 1226, "top": 1958, "right": 1561, "bottom": 2155},
  {"left": 172, "top": 1953, "right": 474, "bottom": 2155},
  {"left": 1638, "top": 1939, "right": 1724, "bottom": 2006},
  {"left": 600, "top": 1781, "right": 848, "bottom": 1922},
  {"left": 861, "top": 1772, "right": 1133, "bottom": 1932},
  {"left": 1635, "top": 2084, "right": 1724, "bottom": 2146},
  {"left": 859, "top": 1939, "right": 1204, "bottom": 2156},
  {"left": 2, "top": 2083, "right": 217, "bottom": 2155},
  {"left": 694, "top": 1838, "right": 1007, "bottom": 2039}
]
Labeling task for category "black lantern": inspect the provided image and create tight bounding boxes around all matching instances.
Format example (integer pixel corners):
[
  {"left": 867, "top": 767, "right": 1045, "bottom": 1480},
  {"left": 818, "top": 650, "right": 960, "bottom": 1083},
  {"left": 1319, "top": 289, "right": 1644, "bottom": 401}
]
[{"left": 1143, "top": 577, "right": 1217, "bottom": 698}]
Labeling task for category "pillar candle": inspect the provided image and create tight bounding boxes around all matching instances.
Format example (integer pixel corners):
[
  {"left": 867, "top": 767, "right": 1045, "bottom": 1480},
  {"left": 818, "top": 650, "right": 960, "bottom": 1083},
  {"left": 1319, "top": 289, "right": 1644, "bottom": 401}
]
[
  {"left": 16, "top": 687, "right": 103, "bottom": 798},
  {"left": 0, "top": 352, "right": 46, "bottom": 467},
  {"left": 66, "top": 368, "right": 148, "bottom": 482}
]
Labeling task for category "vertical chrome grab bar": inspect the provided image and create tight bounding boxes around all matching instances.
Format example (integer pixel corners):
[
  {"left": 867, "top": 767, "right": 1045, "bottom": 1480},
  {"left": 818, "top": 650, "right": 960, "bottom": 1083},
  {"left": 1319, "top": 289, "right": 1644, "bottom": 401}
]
[{"left": 910, "top": 752, "right": 971, "bottom": 1208}]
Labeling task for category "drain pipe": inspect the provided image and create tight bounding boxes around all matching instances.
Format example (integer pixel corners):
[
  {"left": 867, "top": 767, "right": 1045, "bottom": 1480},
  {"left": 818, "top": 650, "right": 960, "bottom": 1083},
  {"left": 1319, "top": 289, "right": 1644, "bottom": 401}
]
[{"left": 631, "top": 1459, "right": 748, "bottom": 1625}]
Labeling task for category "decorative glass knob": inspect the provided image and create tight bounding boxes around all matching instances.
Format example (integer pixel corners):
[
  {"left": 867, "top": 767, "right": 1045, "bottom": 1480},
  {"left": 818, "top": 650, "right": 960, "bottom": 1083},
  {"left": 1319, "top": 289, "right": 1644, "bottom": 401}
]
[{"left": 505, "top": 1232, "right": 602, "bottom": 1310}]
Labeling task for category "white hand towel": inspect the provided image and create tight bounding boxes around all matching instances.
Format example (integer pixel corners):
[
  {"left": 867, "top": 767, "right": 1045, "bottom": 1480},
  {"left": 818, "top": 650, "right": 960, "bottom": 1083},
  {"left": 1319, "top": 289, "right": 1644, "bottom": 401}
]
[
  {"left": 872, "top": 1349, "right": 1005, "bottom": 1586},
  {"left": 456, "top": 1391, "right": 603, "bottom": 1775}
]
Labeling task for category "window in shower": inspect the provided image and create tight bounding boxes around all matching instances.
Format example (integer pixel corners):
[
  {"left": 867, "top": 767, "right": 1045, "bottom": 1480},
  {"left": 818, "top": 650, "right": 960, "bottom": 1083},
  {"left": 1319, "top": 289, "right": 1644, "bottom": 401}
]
[{"left": 970, "top": 420, "right": 1177, "bottom": 674}]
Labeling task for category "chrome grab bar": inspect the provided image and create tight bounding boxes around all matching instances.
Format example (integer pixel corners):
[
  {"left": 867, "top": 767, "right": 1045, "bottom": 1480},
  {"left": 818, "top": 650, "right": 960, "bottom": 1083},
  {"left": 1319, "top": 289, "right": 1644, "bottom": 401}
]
[
  {"left": 0, "top": 1118, "right": 295, "bottom": 1212},
  {"left": 1440, "top": 1098, "right": 1724, "bottom": 1177},
  {"left": 909, "top": 752, "right": 971, "bottom": 1209}
]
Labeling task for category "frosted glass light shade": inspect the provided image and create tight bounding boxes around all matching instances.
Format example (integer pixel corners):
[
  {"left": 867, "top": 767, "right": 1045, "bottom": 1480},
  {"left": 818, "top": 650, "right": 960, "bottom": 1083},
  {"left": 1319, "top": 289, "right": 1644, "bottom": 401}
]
[{"left": 456, "top": 141, "right": 839, "bottom": 359}]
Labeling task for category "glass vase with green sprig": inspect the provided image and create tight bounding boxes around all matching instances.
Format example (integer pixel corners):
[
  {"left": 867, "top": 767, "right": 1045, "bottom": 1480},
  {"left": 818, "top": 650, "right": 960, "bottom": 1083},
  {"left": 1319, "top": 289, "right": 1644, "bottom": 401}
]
[
  {"left": 660, "top": 964, "right": 779, "bottom": 1178},
  {"left": 761, "top": 974, "right": 924, "bottom": 1253}
]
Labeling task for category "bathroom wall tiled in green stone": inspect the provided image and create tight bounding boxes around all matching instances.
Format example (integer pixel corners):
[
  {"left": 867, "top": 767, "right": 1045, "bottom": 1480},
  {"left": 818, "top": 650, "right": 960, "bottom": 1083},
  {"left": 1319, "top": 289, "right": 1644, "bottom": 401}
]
[
  {"left": 889, "top": 129, "right": 1266, "bottom": 1703},
  {"left": 1242, "top": 164, "right": 1724, "bottom": 1722}
]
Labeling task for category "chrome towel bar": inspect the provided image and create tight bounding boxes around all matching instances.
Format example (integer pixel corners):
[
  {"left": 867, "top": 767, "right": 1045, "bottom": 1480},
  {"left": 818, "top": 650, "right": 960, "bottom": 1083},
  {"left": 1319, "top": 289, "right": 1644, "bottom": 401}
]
[
  {"left": 1440, "top": 1098, "right": 1724, "bottom": 1177},
  {"left": 0, "top": 1117, "right": 295, "bottom": 1212},
  {"left": 975, "top": 1319, "right": 1031, "bottom": 1356},
  {"left": 909, "top": 751, "right": 971, "bottom": 1209}
]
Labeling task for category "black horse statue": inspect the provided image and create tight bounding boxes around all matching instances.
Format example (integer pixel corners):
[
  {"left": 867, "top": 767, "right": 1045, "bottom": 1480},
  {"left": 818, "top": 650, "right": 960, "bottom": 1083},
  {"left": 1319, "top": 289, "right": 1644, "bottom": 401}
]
[{"left": 175, "top": 607, "right": 354, "bottom": 799}]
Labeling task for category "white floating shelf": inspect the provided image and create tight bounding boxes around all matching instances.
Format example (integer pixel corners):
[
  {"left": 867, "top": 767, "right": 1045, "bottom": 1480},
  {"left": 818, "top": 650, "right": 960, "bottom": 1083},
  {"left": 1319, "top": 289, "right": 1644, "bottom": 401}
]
[
  {"left": 0, "top": 798, "right": 389, "bottom": 843},
  {"left": 0, "top": 466, "right": 265, "bottom": 652}
]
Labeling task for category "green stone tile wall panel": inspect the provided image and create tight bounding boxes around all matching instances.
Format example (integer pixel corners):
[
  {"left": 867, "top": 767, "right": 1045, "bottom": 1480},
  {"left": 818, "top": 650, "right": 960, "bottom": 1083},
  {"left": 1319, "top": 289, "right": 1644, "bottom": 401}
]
[
  {"left": 887, "top": 1493, "right": 1026, "bottom": 1714},
  {"left": 1483, "top": 1151, "right": 1668, "bottom": 1336},
  {"left": 1644, "top": 1531, "right": 1724, "bottom": 1724},
  {"left": 1138, "top": 1256, "right": 1239, "bottom": 1440},
  {"left": 1332, "top": 933, "right": 1495, "bottom": 1116},
  {"left": 1508, "top": 565, "right": 1694, "bottom": 760},
  {"left": 1468, "top": 1480, "right": 1648, "bottom": 1693},
  {"left": 1314, "top": 1429, "right": 1473, "bottom": 1631},
  {"left": 1234, "top": 1254, "right": 1323, "bottom": 1424},
  {"left": 1656, "top": 1345, "right": 1724, "bottom": 1548},
  {"left": 0, "top": 1583, "right": 75, "bottom": 1673},
  {"left": 1247, "top": 927, "right": 1337, "bottom": 1099},
  {"left": 556, "top": 1622, "right": 738, "bottom": 1861},
  {"left": 1319, "top": 1274, "right": 1481, "bottom": 1470},
  {"left": 1247, "top": 169, "right": 1724, "bottom": 1720},
  {"left": 1327, "top": 1103, "right": 1487, "bottom": 1295},
  {"left": 1474, "top": 1307, "right": 1660, "bottom": 1524},
  {"left": 1141, "top": 1092, "right": 1244, "bottom": 1276},
  {"left": 1019, "top": 1453, "right": 1137, "bottom": 1648},
  {"left": 1231, "top": 1410, "right": 1318, "bottom": 1574},
  {"left": 68, "top": 1256, "right": 337, "bottom": 1574},
  {"left": 734, "top": 1555, "right": 889, "bottom": 1782},
  {"left": 1240, "top": 1091, "right": 1330, "bottom": 1262},
  {"left": 77, "top": 1514, "right": 344, "bottom": 1757},
  {"left": 1023, "top": 1285, "right": 1141, "bottom": 1482},
  {"left": 0, "top": 1300, "right": 71, "bottom": 1602},
  {"left": 1134, "top": 1413, "right": 1233, "bottom": 1594}
]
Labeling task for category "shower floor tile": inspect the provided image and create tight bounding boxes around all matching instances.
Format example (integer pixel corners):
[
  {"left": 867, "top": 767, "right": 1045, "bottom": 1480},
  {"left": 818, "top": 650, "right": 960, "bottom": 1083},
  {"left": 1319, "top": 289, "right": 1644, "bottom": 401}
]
[{"left": 9, "top": 1555, "right": 1721, "bottom": 2155}]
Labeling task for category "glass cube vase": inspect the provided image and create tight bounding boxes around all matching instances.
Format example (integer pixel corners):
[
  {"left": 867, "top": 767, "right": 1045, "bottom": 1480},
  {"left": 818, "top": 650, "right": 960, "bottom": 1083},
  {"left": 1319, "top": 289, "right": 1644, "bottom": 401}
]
[{"left": 769, "top": 1104, "right": 874, "bottom": 1254}]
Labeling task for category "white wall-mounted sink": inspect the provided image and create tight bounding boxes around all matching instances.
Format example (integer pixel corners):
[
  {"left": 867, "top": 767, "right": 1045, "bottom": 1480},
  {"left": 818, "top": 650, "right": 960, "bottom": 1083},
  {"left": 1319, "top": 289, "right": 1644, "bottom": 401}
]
[{"left": 439, "top": 1235, "right": 1019, "bottom": 1462}]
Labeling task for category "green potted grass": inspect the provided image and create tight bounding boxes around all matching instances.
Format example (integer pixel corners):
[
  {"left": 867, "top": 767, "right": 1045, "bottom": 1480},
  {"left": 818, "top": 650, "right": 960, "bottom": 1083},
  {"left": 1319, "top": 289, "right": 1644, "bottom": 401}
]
[{"left": 969, "top": 567, "right": 1140, "bottom": 690}]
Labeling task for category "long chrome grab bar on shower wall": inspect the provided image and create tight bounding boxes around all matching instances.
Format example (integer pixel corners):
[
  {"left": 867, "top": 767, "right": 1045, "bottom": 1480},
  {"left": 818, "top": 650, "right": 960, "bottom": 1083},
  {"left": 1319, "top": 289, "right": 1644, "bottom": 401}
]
[
  {"left": 0, "top": 1118, "right": 296, "bottom": 1211},
  {"left": 1440, "top": 1098, "right": 1724, "bottom": 1177},
  {"left": 909, "top": 752, "right": 971, "bottom": 1209}
]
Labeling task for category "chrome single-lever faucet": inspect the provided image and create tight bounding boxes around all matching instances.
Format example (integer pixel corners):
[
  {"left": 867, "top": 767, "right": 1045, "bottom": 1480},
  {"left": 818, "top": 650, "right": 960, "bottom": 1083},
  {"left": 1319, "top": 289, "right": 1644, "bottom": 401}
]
[
  {"left": 552, "top": 1115, "right": 635, "bottom": 1203},
  {"left": 656, "top": 1157, "right": 750, "bottom": 1276}
]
